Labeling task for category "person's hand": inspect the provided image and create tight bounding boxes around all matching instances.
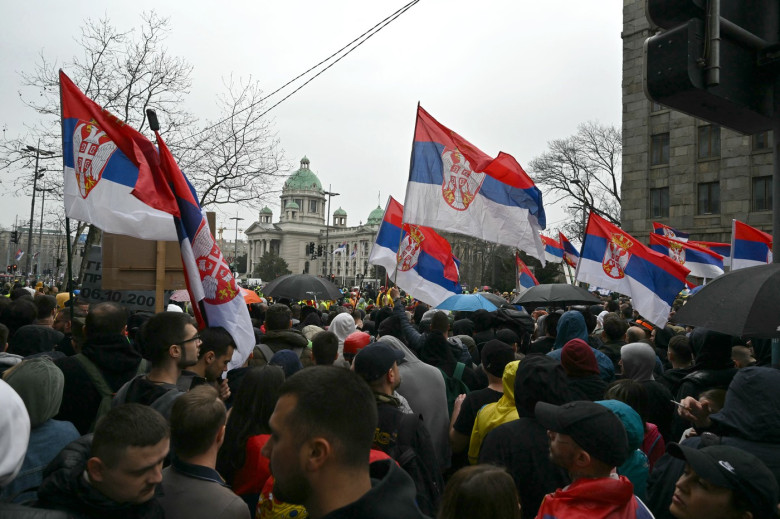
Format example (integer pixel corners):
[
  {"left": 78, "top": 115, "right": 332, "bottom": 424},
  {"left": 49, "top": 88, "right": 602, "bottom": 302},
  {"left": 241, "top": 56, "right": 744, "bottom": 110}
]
[
  {"left": 677, "top": 396, "right": 712, "bottom": 429},
  {"left": 217, "top": 378, "right": 231, "bottom": 401},
  {"left": 390, "top": 287, "right": 400, "bottom": 299},
  {"left": 450, "top": 393, "right": 466, "bottom": 425}
]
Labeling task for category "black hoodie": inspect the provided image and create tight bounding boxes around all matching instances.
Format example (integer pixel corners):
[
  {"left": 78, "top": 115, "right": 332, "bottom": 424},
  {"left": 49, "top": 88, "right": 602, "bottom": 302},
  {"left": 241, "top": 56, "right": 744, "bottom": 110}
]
[
  {"left": 478, "top": 354, "right": 572, "bottom": 519},
  {"left": 54, "top": 333, "right": 144, "bottom": 435},
  {"left": 36, "top": 436, "right": 164, "bottom": 519},
  {"left": 321, "top": 459, "right": 429, "bottom": 519}
]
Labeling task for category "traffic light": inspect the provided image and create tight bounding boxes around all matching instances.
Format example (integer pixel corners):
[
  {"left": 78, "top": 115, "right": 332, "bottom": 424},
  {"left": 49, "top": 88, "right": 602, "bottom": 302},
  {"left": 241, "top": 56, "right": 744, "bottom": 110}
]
[
  {"left": 317, "top": 245, "right": 323, "bottom": 257},
  {"left": 5, "top": 266, "right": 10, "bottom": 273},
  {"left": 644, "top": 1, "right": 778, "bottom": 134},
  {"left": 12, "top": 264, "right": 17, "bottom": 272},
  {"left": 310, "top": 242, "right": 316, "bottom": 255},
  {"left": 10, "top": 231, "right": 17, "bottom": 243}
]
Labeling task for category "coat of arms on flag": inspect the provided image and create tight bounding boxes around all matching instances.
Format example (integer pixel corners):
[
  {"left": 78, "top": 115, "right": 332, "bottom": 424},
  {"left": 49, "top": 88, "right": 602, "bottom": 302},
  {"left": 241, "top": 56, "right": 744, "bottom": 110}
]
[
  {"left": 603, "top": 233, "right": 632, "bottom": 279},
  {"left": 73, "top": 121, "right": 118, "bottom": 198},
  {"left": 397, "top": 226, "right": 425, "bottom": 271},
  {"left": 442, "top": 150, "right": 485, "bottom": 211}
]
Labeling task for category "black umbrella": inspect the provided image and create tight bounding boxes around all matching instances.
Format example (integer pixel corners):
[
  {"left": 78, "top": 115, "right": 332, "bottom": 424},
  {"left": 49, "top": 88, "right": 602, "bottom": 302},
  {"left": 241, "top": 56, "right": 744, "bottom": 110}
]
[
  {"left": 262, "top": 274, "right": 342, "bottom": 301},
  {"left": 478, "top": 292, "right": 512, "bottom": 308},
  {"left": 511, "top": 283, "right": 601, "bottom": 307},
  {"left": 674, "top": 263, "right": 780, "bottom": 338}
]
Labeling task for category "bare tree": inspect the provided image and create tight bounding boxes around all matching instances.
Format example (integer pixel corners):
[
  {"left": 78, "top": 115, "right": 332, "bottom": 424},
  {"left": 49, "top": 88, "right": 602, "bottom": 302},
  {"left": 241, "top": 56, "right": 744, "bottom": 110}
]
[
  {"left": 0, "top": 12, "right": 285, "bottom": 280},
  {"left": 530, "top": 121, "right": 621, "bottom": 243},
  {"left": 173, "top": 77, "right": 286, "bottom": 209}
]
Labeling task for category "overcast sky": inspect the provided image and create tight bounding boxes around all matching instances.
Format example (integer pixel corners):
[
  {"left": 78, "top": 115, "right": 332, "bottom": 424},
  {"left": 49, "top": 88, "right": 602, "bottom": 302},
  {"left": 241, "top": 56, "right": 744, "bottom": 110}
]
[{"left": 1, "top": 0, "right": 622, "bottom": 241}]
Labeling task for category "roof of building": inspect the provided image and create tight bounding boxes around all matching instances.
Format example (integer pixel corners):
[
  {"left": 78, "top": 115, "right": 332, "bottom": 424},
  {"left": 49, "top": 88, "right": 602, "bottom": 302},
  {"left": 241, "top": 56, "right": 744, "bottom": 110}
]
[
  {"left": 284, "top": 157, "right": 322, "bottom": 192},
  {"left": 333, "top": 207, "right": 347, "bottom": 216},
  {"left": 260, "top": 206, "right": 273, "bottom": 214},
  {"left": 284, "top": 200, "right": 300, "bottom": 209},
  {"left": 367, "top": 205, "right": 384, "bottom": 225}
]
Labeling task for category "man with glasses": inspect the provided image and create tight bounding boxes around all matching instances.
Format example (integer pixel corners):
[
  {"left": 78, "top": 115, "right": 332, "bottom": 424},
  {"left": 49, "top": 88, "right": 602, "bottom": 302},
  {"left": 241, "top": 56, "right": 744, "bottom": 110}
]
[{"left": 113, "top": 312, "right": 200, "bottom": 419}]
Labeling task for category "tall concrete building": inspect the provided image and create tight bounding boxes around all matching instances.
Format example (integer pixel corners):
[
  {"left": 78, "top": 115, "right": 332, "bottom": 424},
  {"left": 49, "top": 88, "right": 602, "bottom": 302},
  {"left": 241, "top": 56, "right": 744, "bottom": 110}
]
[
  {"left": 245, "top": 157, "right": 384, "bottom": 284},
  {"left": 621, "top": 0, "right": 773, "bottom": 243}
]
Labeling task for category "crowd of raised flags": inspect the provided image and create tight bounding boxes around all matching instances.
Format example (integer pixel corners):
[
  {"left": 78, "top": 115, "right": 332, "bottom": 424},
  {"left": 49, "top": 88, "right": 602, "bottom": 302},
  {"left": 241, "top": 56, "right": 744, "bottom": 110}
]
[{"left": 56, "top": 68, "right": 774, "bottom": 345}]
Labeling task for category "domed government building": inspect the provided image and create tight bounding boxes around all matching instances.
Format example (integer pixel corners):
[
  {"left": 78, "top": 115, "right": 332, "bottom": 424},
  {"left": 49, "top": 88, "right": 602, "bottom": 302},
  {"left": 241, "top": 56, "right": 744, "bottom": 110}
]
[{"left": 245, "top": 157, "right": 385, "bottom": 284}]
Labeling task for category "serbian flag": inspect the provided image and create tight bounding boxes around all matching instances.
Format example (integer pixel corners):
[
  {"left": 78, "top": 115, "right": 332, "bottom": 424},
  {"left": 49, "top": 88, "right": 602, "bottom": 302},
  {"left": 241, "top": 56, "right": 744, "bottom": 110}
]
[
  {"left": 403, "top": 106, "right": 546, "bottom": 263},
  {"left": 59, "top": 71, "right": 177, "bottom": 240},
  {"left": 147, "top": 132, "right": 255, "bottom": 370},
  {"left": 560, "top": 232, "right": 580, "bottom": 268},
  {"left": 731, "top": 220, "right": 773, "bottom": 270},
  {"left": 516, "top": 253, "right": 539, "bottom": 290},
  {"left": 14, "top": 249, "right": 23, "bottom": 261},
  {"left": 541, "top": 235, "right": 564, "bottom": 263},
  {"left": 368, "top": 196, "right": 460, "bottom": 307},
  {"left": 649, "top": 234, "right": 724, "bottom": 279},
  {"left": 652, "top": 222, "right": 689, "bottom": 242},
  {"left": 689, "top": 240, "right": 731, "bottom": 268},
  {"left": 576, "top": 212, "right": 689, "bottom": 327}
]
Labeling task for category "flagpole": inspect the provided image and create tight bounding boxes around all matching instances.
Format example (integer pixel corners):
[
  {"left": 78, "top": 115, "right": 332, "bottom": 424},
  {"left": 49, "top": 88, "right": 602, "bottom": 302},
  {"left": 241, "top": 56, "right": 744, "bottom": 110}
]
[
  {"left": 729, "top": 219, "right": 736, "bottom": 272},
  {"left": 146, "top": 109, "right": 166, "bottom": 314},
  {"left": 394, "top": 104, "right": 422, "bottom": 288},
  {"left": 65, "top": 216, "right": 74, "bottom": 323}
]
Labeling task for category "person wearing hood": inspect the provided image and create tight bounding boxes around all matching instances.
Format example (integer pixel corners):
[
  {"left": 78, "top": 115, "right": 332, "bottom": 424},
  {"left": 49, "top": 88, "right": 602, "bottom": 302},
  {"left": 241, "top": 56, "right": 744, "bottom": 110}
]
[
  {"left": 378, "top": 335, "right": 452, "bottom": 473},
  {"left": 1, "top": 358, "right": 80, "bottom": 504},
  {"left": 54, "top": 302, "right": 146, "bottom": 435},
  {"left": 676, "top": 328, "right": 737, "bottom": 401},
  {"left": 547, "top": 311, "right": 615, "bottom": 382},
  {"left": 596, "top": 399, "right": 650, "bottom": 500},
  {"left": 478, "top": 354, "right": 572, "bottom": 519},
  {"left": 329, "top": 311, "right": 356, "bottom": 364},
  {"left": 7, "top": 324, "right": 65, "bottom": 359},
  {"left": 256, "top": 304, "right": 313, "bottom": 367},
  {"left": 646, "top": 366, "right": 780, "bottom": 519},
  {"left": 468, "top": 360, "right": 521, "bottom": 464},
  {"left": 560, "top": 338, "right": 607, "bottom": 401},
  {"left": 621, "top": 341, "right": 675, "bottom": 443}
]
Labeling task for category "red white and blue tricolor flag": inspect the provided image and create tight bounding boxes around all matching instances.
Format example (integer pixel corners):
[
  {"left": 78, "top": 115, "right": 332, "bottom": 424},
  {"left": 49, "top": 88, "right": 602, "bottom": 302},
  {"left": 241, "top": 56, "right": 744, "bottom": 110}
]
[
  {"left": 516, "top": 252, "right": 539, "bottom": 290},
  {"left": 731, "top": 220, "right": 773, "bottom": 270},
  {"left": 689, "top": 240, "right": 731, "bottom": 268},
  {"left": 403, "top": 106, "right": 547, "bottom": 263},
  {"left": 14, "top": 249, "right": 23, "bottom": 262},
  {"left": 148, "top": 132, "right": 255, "bottom": 370},
  {"left": 59, "top": 70, "right": 254, "bottom": 369},
  {"left": 59, "top": 70, "right": 177, "bottom": 241},
  {"left": 368, "top": 196, "right": 460, "bottom": 307},
  {"left": 649, "top": 233, "right": 724, "bottom": 279},
  {"left": 540, "top": 235, "right": 564, "bottom": 263},
  {"left": 559, "top": 232, "right": 580, "bottom": 268},
  {"left": 652, "top": 222, "right": 689, "bottom": 242},
  {"left": 576, "top": 212, "right": 689, "bottom": 327}
]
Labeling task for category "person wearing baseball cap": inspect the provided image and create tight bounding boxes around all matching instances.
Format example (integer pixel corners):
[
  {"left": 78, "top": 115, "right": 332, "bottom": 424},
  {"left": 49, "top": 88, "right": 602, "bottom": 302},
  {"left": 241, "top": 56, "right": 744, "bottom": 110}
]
[
  {"left": 667, "top": 443, "right": 779, "bottom": 519},
  {"left": 352, "top": 343, "right": 443, "bottom": 515},
  {"left": 534, "top": 400, "right": 653, "bottom": 519}
]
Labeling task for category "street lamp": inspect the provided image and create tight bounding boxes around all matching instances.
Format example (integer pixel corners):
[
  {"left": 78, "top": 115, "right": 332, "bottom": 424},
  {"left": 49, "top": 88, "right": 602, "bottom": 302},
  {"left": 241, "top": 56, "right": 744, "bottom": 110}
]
[
  {"left": 25, "top": 143, "right": 54, "bottom": 279},
  {"left": 323, "top": 185, "right": 340, "bottom": 277},
  {"left": 230, "top": 216, "right": 244, "bottom": 276}
]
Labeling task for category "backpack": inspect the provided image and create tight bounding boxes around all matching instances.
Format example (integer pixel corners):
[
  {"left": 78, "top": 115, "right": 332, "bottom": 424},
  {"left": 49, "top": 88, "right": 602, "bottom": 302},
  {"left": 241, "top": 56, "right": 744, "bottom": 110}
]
[
  {"left": 388, "top": 413, "right": 443, "bottom": 517},
  {"left": 438, "top": 362, "right": 470, "bottom": 417},
  {"left": 255, "top": 342, "right": 305, "bottom": 363},
  {"left": 75, "top": 353, "right": 148, "bottom": 432}
]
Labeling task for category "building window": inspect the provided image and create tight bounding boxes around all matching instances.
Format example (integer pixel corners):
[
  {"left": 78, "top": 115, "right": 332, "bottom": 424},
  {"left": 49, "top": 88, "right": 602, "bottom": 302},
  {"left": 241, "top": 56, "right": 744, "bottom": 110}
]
[
  {"left": 698, "top": 182, "right": 720, "bottom": 215},
  {"left": 698, "top": 125, "right": 721, "bottom": 159},
  {"left": 294, "top": 198, "right": 303, "bottom": 209},
  {"left": 753, "top": 176, "right": 773, "bottom": 211},
  {"left": 309, "top": 200, "right": 318, "bottom": 213},
  {"left": 753, "top": 131, "right": 771, "bottom": 151},
  {"left": 650, "top": 133, "right": 669, "bottom": 165},
  {"left": 650, "top": 187, "right": 669, "bottom": 218}
]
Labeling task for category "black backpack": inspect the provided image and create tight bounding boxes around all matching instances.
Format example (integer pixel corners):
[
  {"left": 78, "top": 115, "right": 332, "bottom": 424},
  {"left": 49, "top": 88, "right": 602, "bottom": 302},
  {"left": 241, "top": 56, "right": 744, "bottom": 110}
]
[
  {"left": 438, "top": 362, "right": 470, "bottom": 417},
  {"left": 387, "top": 413, "right": 444, "bottom": 517}
]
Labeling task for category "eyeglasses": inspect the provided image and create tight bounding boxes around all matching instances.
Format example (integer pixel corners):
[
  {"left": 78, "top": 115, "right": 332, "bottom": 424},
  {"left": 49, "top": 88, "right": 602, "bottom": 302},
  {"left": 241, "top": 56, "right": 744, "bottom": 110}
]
[{"left": 179, "top": 334, "right": 201, "bottom": 345}]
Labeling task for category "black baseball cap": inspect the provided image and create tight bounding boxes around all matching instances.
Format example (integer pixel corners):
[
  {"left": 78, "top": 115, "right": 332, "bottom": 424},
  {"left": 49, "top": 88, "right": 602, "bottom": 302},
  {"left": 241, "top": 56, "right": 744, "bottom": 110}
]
[
  {"left": 667, "top": 443, "right": 779, "bottom": 519},
  {"left": 353, "top": 343, "right": 405, "bottom": 383},
  {"left": 535, "top": 400, "right": 630, "bottom": 468},
  {"left": 481, "top": 339, "right": 515, "bottom": 378}
]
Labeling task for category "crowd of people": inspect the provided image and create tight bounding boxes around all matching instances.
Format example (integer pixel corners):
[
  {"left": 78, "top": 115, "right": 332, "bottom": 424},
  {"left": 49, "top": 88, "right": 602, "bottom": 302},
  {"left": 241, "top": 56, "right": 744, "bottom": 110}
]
[{"left": 0, "top": 279, "right": 778, "bottom": 519}]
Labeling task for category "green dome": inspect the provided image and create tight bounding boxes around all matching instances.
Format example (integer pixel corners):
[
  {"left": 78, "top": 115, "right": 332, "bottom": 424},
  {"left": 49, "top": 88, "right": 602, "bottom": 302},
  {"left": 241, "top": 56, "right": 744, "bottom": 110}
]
[
  {"left": 333, "top": 207, "right": 347, "bottom": 217},
  {"left": 284, "top": 157, "right": 322, "bottom": 191},
  {"left": 260, "top": 206, "right": 273, "bottom": 214},
  {"left": 285, "top": 200, "right": 300, "bottom": 210},
  {"left": 367, "top": 205, "right": 384, "bottom": 225}
]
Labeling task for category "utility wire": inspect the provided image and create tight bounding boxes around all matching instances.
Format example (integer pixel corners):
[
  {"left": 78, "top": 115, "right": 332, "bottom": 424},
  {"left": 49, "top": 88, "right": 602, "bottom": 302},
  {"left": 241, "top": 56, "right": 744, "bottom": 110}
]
[{"left": 171, "top": 0, "right": 420, "bottom": 147}]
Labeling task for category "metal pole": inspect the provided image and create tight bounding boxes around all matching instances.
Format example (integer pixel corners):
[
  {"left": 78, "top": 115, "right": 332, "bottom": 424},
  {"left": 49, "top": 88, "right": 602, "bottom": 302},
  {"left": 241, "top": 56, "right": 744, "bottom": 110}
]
[
  {"left": 230, "top": 216, "right": 244, "bottom": 275},
  {"left": 26, "top": 146, "right": 40, "bottom": 279},
  {"left": 37, "top": 181, "right": 46, "bottom": 279},
  {"left": 771, "top": 120, "right": 780, "bottom": 367}
]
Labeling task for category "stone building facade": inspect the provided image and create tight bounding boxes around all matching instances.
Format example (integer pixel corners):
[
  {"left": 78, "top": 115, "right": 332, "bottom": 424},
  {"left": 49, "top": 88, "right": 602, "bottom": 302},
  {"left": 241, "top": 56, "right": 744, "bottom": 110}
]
[
  {"left": 621, "top": 0, "right": 773, "bottom": 242},
  {"left": 244, "top": 157, "right": 384, "bottom": 284}
]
